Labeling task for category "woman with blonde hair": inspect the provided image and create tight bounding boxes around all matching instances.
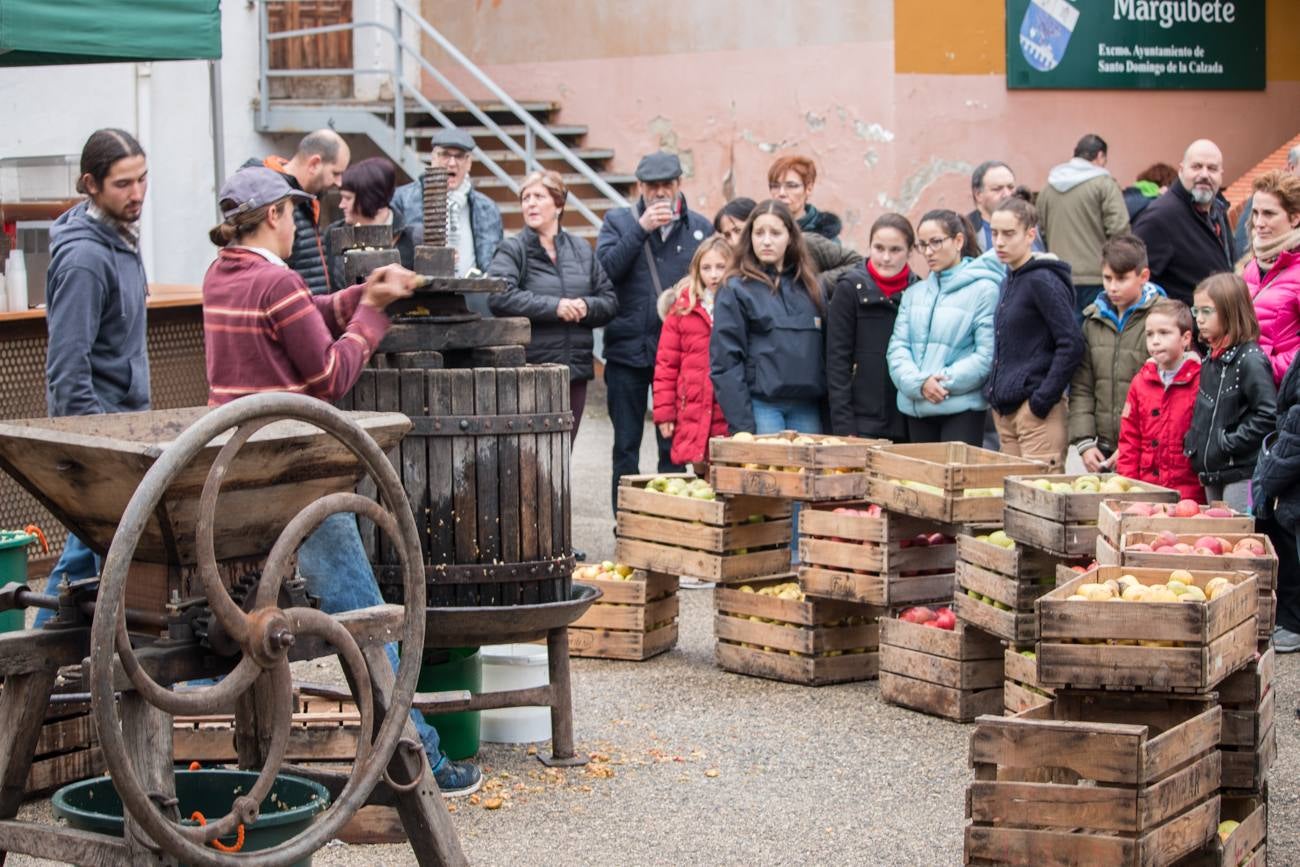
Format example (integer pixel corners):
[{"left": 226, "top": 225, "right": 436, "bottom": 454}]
[
  {"left": 652, "top": 235, "right": 732, "bottom": 466},
  {"left": 1241, "top": 169, "right": 1300, "bottom": 385},
  {"left": 488, "top": 170, "right": 617, "bottom": 439}
]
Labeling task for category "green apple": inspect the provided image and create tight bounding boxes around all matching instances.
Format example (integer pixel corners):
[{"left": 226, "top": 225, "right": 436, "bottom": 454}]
[
  {"left": 1032, "top": 478, "right": 1053, "bottom": 491},
  {"left": 747, "top": 514, "right": 764, "bottom": 524}
]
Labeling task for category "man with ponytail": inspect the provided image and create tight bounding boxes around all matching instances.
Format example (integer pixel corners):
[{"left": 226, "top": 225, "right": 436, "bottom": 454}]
[{"left": 35, "top": 128, "right": 150, "bottom": 626}]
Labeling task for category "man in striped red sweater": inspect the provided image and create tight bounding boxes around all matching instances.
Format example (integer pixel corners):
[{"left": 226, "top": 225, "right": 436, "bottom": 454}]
[{"left": 202, "top": 166, "right": 483, "bottom": 797}]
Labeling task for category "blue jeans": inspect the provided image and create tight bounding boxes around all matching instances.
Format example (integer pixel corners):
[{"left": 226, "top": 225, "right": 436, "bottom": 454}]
[
  {"left": 751, "top": 397, "right": 823, "bottom": 435},
  {"left": 33, "top": 535, "right": 100, "bottom": 627},
  {"left": 296, "top": 512, "right": 443, "bottom": 764},
  {"left": 751, "top": 397, "right": 822, "bottom": 563},
  {"left": 605, "top": 360, "right": 682, "bottom": 513}
]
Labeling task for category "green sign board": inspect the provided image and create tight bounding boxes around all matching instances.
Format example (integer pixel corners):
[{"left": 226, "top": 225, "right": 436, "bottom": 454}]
[{"left": 1006, "top": 0, "right": 1265, "bottom": 90}]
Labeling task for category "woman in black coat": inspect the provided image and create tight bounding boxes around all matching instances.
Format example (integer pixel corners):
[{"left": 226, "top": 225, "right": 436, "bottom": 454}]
[
  {"left": 825, "top": 213, "right": 917, "bottom": 440},
  {"left": 1253, "top": 354, "right": 1300, "bottom": 650},
  {"left": 488, "top": 170, "right": 617, "bottom": 438}
]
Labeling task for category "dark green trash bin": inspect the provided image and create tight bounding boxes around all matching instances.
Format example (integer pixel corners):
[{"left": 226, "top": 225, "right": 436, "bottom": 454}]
[
  {"left": 418, "top": 647, "right": 481, "bottom": 760},
  {"left": 0, "top": 529, "right": 40, "bottom": 633}
]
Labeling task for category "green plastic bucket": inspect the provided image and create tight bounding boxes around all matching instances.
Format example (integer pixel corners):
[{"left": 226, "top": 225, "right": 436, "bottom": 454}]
[
  {"left": 418, "top": 647, "right": 481, "bottom": 760},
  {"left": 52, "top": 769, "right": 329, "bottom": 867},
  {"left": 0, "top": 530, "right": 38, "bottom": 633}
]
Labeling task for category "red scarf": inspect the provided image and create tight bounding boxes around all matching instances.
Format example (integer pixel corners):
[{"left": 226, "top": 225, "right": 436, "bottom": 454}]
[{"left": 868, "top": 260, "right": 910, "bottom": 297}]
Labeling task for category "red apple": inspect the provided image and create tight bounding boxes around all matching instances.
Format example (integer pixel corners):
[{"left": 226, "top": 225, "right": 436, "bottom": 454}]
[
  {"left": 1204, "top": 507, "right": 1234, "bottom": 518},
  {"left": 1126, "top": 542, "right": 1153, "bottom": 552},
  {"left": 911, "top": 533, "right": 931, "bottom": 548},
  {"left": 899, "top": 606, "right": 935, "bottom": 624},
  {"left": 1233, "top": 537, "right": 1265, "bottom": 556},
  {"left": 1156, "top": 545, "right": 1181, "bottom": 554},
  {"left": 926, "top": 532, "right": 947, "bottom": 546},
  {"left": 1174, "top": 499, "right": 1200, "bottom": 518},
  {"left": 1193, "top": 536, "right": 1223, "bottom": 555},
  {"left": 1123, "top": 502, "right": 1154, "bottom": 516},
  {"left": 933, "top": 608, "right": 957, "bottom": 630},
  {"left": 923, "top": 620, "right": 943, "bottom": 628},
  {"left": 866, "top": 504, "right": 882, "bottom": 517}
]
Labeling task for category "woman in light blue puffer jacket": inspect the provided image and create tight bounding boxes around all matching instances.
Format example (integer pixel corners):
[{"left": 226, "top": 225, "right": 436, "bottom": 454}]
[{"left": 887, "top": 210, "right": 1005, "bottom": 445}]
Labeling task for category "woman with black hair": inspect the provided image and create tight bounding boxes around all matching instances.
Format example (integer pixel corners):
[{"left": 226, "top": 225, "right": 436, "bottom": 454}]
[
  {"left": 826, "top": 213, "right": 917, "bottom": 440},
  {"left": 709, "top": 199, "right": 826, "bottom": 434},
  {"left": 886, "top": 209, "right": 1004, "bottom": 445},
  {"left": 325, "top": 156, "right": 414, "bottom": 290}
]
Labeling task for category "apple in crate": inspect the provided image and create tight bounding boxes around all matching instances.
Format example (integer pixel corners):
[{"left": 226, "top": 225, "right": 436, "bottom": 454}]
[
  {"left": 1232, "top": 537, "right": 1265, "bottom": 556},
  {"left": 898, "top": 606, "right": 935, "bottom": 624}
]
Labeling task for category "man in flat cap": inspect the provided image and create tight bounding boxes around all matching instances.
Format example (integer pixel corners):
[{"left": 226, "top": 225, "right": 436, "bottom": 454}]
[
  {"left": 597, "top": 151, "right": 713, "bottom": 512},
  {"left": 391, "top": 127, "right": 503, "bottom": 313}
]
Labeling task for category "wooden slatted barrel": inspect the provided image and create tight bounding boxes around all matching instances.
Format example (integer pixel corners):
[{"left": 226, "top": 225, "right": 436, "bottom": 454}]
[{"left": 340, "top": 364, "right": 573, "bottom": 606}]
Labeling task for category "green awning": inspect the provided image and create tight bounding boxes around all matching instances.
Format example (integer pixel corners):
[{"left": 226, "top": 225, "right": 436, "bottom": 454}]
[{"left": 0, "top": 0, "right": 221, "bottom": 66}]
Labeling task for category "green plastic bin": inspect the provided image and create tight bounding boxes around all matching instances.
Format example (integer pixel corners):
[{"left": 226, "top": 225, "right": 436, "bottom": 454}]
[
  {"left": 418, "top": 647, "right": 481, "bottom": 760},
  {"left": 52, "top": 769, "right": 329, "bottom": 866},
  {"left": 0, "top": 529, "right": 39, "bottom": 633}
]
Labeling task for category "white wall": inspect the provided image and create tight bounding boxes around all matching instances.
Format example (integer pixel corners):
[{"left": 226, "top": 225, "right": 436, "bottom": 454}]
[{"left": 0, "top": 4, "right": 299, "bottom": 285}]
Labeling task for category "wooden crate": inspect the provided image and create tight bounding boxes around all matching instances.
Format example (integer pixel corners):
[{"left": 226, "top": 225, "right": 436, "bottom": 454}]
[
  {"left": 954, "top": 534, "right": 1064, "bottom": 643},
  {"left": 615, "top": 537, "right": 791, "bottom": 584},
  {"left": 966, "top": 692, "right": 1222, "bottom": 867},
  {"left": 570, "top": 570, "right": 680, "bottom": 661},
  {"left": 1002, "top": 648, "right": 1053, "bottom": 714},
  {"left": 796, "top": 504, "right": 956, "bottom": 607},
  {"left": 714, "top": 575, "right": 881, "bottom": 686},
  {"left": 1098, "top": 499, "right": 1254, "bottom": 548},
  {"left": 1171, "top": 796, "right": 1266, "bottom": 867},
  {"left": 1217, "top": 649, "right": 1276, "bottom": 793},
  {"left": 1115, "top": 533, "right": 1277, "bottom": 589},
  {"left": 878, "top": 617, "right": 1004, "bottom": 721},
  {"left": 1036, "top": 567, "right": 1258, "bottom": 693},
  {"left": 26, "top": 700, "right": 102, "bottom": 796},
  {"left": 863, "top": 443, "right": 1048, "bottom": 524},
  {"left": 1003, "top": 474, "right": 1179, "bottom": 557},
  {"left": 707, "top": 431, "right": 883, "bottom": 500}
]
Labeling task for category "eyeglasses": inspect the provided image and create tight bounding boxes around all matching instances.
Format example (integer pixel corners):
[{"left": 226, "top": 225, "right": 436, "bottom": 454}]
[
  {"left": 432, "top": 149, "right": 472, "bottom": 163},
  {"left": 914, "top": 237, "right": 952, "bottom": 253},
  {"left": 768, "top": 181, "right": 804, "bottom": 193},
  {"left": 1190, "top": 306, "right": 1217, "bottom": 319}
]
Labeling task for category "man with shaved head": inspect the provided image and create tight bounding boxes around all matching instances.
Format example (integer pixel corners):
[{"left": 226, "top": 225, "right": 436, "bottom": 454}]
[
  {"left": 245, "top": 129, "right": 351, "bottom": 294},
  {"left": 1132, "top": 139, "right": 1236, "bottom": 305}
]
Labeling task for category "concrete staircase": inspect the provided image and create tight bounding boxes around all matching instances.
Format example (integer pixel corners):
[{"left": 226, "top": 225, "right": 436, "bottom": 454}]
[{"left": 261, "top": 97, "right": 635, "bottom": 239}]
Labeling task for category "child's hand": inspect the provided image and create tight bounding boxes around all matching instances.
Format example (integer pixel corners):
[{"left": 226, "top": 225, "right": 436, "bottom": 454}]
[
  {"left": 921, "top": 375, "right": 949, "bottom": 404},
  {"left": 658, "top": 422, "right": 675, "bottom": 438},
  {"left": 1081, "top": 447, "right": 1107, "bottom": 472}
]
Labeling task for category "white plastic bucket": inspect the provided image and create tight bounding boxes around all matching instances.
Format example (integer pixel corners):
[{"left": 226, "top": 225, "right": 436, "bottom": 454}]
[{"left": 478, "top": 643, "right": 551, "bottom": 744}]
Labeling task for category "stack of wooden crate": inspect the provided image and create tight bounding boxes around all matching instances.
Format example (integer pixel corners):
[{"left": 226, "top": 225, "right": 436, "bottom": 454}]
[
  {"left": 614, "top": 473, "right": 791, "bottom": 584},
  {"left": 1002, "top": 473, "right": 1179, "bottom": 560},
  {"left": 569, "top": 568, "right": 680, "bottom": 661},
  {"left": 859, "top": 445, "right": 1044, "bottom": 720},
  {"left": 26, "top": 697, "right": 101, "bottom": 796},
  {"left": 1216, "top": 648, "right": 1276, "bottom": 818},
  {"left": 1095, "top": 498, "right": 1276, "bottom": 641},
  {"left": 705, "top": 432, "right": 889, "bottom": 684},
  {"left": 964, "top": 563, "right": 1262, "bottom": 866},
  {"left": 713, "top": 574, "right": 880, "bottom": 685}
]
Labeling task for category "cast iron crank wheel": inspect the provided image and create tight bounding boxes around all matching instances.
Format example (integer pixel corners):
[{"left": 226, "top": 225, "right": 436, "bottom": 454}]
[{"left": 88, "top": 394, "right": 427, "bottom": 867}]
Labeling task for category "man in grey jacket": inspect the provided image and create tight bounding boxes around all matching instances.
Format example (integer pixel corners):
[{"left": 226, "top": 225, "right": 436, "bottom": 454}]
[
  {"left": 1036, "top": 134, "right": 1131, "bottom": 318},
  {"left": 37, "top": 128, "right": 152, "bottom": 624}
]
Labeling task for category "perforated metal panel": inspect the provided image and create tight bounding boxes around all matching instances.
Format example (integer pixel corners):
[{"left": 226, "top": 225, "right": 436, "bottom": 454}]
[{"left": 0, "top": 308, "right": 207, "bottom": 573}]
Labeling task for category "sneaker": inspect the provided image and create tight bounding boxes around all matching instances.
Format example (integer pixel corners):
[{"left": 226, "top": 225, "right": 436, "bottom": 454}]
[
  {"left": 432, "top": 756, "right": 482, "bottom": 797},
  {"left": 1274, "top": 626, "right": 1300, "bottom": 654}
]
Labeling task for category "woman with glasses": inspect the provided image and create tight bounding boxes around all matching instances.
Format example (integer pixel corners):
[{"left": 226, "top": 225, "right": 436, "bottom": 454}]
[
  {"left": 766, "top": 155, "right": 842, "bottom": 242},
  {"left": 886, "top": 210, "right": 1003, "bottom": 445},
  {"left": 710, "top": 199, "right": 825, "bottom": 434},
  {"left": 488, "top": 170, "right": 618, "bottom": 440}
]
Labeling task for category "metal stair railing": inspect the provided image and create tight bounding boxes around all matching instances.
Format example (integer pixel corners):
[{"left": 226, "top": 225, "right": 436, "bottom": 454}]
[{"left": 259, "top": 0, "right": 631, "bottom": 229}]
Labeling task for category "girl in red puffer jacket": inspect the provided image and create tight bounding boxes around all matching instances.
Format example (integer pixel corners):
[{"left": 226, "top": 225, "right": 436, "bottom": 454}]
[
  {"left": 1116, "top": 299, "right": 1205, "bottom": 501},
  {"left": 653, "top": 236, "right": 732, "bottom": 467}
]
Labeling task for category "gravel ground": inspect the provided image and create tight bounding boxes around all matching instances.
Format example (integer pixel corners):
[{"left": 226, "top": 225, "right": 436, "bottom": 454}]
[{"left": 8, "top": 396, "right": 1298, "bottom": 865}]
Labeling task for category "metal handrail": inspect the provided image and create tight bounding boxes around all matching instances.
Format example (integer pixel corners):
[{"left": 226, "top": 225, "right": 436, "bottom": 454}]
[{"left": 259, "top": 0, "right": 629, "bottom": 228}]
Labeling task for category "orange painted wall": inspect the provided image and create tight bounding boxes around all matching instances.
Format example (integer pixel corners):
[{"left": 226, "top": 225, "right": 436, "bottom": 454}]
[{"left": 421, "top": 0, "right": 1300, "bottom": 248}]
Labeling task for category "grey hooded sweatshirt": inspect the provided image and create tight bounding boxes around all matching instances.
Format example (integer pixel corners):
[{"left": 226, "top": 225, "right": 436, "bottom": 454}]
[
  {"left": 45, "top": 201, "right": 151, "bottom": 416},
  {"left": 1036, "top": 157, "right": 1130, "bottom": 286}
]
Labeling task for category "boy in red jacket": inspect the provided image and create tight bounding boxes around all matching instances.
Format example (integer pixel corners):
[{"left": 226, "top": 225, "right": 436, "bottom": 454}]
[{"left": 1116, "top": 299, "right": 1205, "bottom": 501}]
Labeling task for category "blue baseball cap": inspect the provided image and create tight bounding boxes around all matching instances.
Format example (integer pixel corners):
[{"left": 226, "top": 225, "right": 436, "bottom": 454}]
[{"left": 218, "top": 166, "right": 314, "bottom": 220}]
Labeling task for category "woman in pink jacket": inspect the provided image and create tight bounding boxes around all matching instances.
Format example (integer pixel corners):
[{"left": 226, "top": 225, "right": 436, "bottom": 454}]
[{"left": 1243, "top": 170, "right": 1300, "bottom": 385}]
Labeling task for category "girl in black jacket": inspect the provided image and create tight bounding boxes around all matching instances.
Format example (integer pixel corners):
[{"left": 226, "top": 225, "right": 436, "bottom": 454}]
[
  {"left": 826, "top": 213, "right": 916, "bottom": 440},
  {"left": 1184, "top": 273, "right": 1277, "bottom": 511},
  {"left": 710, "top": 199, "right": 825, "bottom": 435},
  {"left": 488, "top": 170, "right": 618, "bottom": 438}
]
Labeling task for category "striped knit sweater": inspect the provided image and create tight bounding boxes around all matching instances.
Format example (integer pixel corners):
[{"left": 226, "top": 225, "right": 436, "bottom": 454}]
[{"left": 202, "top": 247, "right": 388, "bottom": 406}]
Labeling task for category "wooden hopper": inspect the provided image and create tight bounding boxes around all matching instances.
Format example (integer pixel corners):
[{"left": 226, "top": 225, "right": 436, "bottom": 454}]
[{"left": 0, "top": 407, "right": 410, "bottom": 566}]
